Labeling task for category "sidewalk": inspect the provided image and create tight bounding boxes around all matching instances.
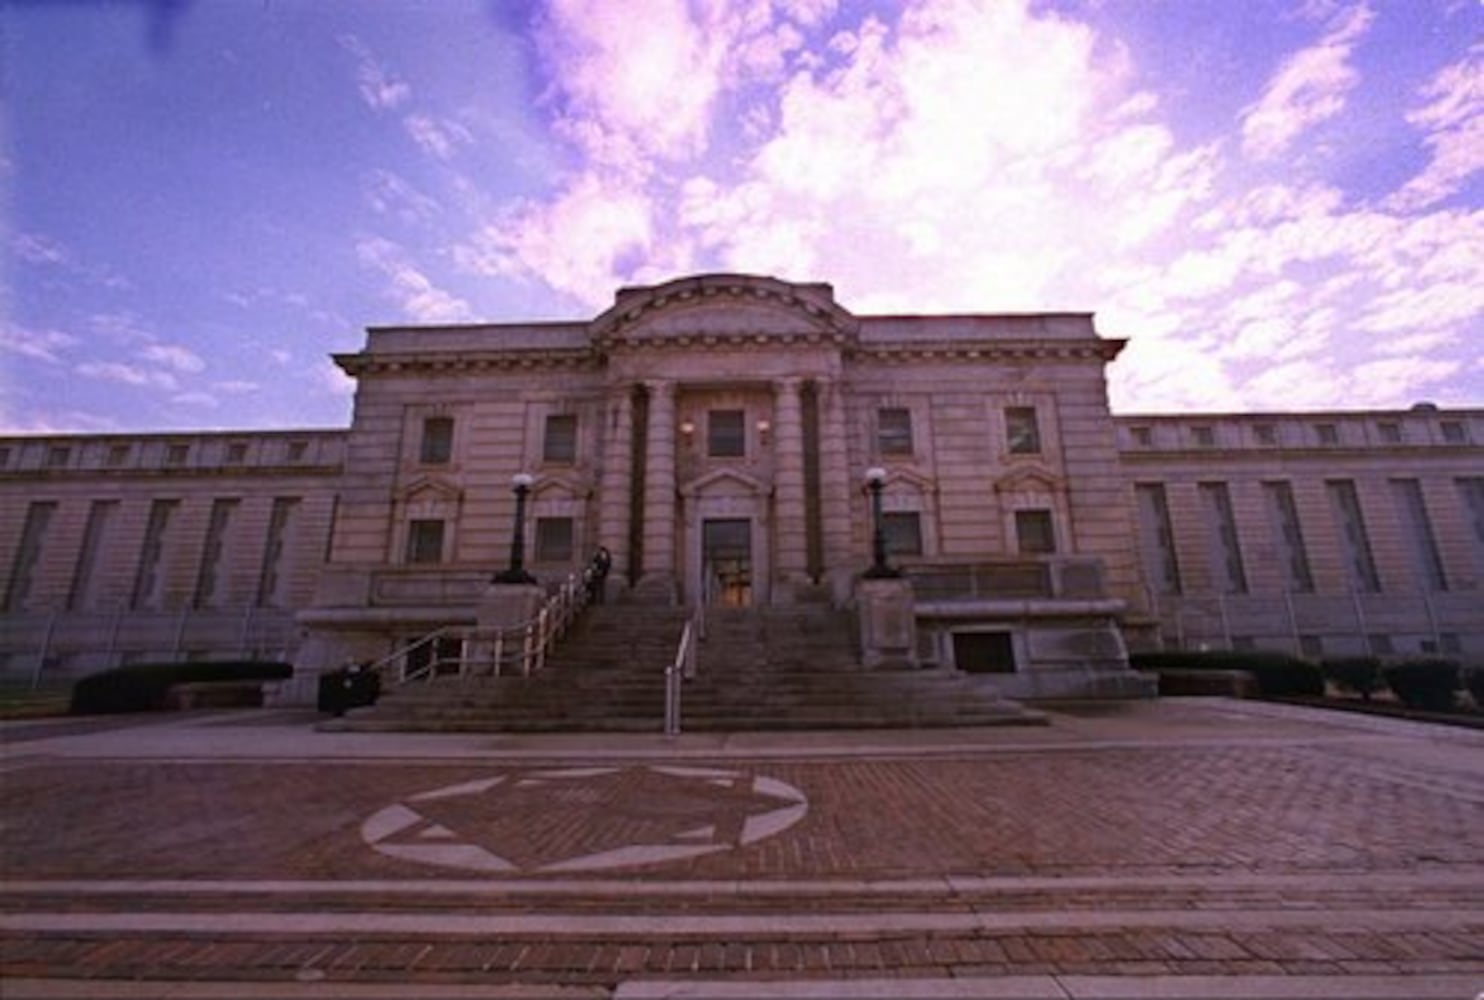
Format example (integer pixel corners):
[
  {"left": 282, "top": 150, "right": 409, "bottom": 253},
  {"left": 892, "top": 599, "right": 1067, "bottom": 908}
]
[{"left": 2, "top": 699, "right": 1482, "bottom": 998}]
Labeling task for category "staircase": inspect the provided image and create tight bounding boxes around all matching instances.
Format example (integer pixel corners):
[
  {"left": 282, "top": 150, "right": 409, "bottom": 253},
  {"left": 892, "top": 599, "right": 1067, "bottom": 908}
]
[{"left": 333, "top": 605, "right": 1040, "bottom": 733}]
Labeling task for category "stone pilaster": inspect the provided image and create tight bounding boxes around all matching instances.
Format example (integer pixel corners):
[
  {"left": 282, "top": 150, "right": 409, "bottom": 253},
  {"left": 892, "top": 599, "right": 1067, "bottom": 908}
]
[
  {"left": 641, "top": 379, "right": 677, "bottom": 591},
  {"left": 597, "top": 385, "right": 633, "bottom": 577},
  {"left": 772, "top": 377, "right": 808, "bottom": 586},
  {"left": 816, "top": 377, "right": 855, "bottom": 603}
]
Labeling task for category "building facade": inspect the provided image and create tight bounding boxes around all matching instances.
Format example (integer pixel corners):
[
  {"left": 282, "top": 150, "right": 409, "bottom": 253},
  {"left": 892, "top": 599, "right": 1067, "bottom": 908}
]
[{"left": 2, "top": 274, "right": 1481, "bottom": 698}]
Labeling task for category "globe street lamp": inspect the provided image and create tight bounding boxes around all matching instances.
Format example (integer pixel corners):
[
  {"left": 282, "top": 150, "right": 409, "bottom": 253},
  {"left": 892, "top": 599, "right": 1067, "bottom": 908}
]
[
  {"left": 863, "top": 466, "right": 899, "bottom": 579},
  {"left": 493, "top": 472, "right": 537, "bottom": 584}
]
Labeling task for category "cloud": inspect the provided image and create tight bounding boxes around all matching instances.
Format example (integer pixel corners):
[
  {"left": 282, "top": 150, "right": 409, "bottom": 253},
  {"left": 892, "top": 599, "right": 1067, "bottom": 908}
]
[
  {"left": 403, "top": 114, "right": 473, "bottom": 161},
  {"left": 11, "top": 232, "right": 69, "bottom": 265},
  {"left": 1240, "top": 3, "right": 1374, "bottom": 161},
  {"left": 340, "top": 34, "right": 411, "bottom": 111},
  {"left": 140, "top": 343, "right": 206, "bottom": 373},
  {"left": 1386, "top": 43, "right": 1483, "bottom": 211},
  {"left": 213, "top": 379, "right": 260, "bottom": 394},
  {"left": 356, "top": 236, "right": 475, "bottom": 323},
  {"left": 317, "top": 358, "right": 357, "bottom": 397},
  {"left": 0, "top": 325, "right": 79, "bottom": 363},
  {"left": 170, "top": 391, "right": 219, "bottom": 408},
  {"left": 76, "top": 361, "right": 178, "bottom": 391},
  {"left": 365, "top": 168, "right": 442, "bottom": 224}
]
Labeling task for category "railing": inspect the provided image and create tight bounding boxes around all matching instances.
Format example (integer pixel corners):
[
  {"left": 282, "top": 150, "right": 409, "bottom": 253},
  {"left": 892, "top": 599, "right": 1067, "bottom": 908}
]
[
  {"left": 370, "top": 568, "right": 594, "bottom": 686},
  {"left": 664, "top": 605, "right": 702, "bottom": 737}
]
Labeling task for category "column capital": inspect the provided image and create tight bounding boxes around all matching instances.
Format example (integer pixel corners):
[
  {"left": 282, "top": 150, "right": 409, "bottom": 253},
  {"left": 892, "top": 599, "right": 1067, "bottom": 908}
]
[
  {"left": 643, "top": 378, "right": 675, "bottom": 399},
  {"left": 773, "top": 376, "right": 805, "bottom": 396}
]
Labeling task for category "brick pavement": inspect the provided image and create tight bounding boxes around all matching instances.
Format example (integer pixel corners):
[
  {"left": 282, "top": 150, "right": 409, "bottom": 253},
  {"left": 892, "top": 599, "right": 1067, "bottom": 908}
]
[{"left": 1, "top": 699, "right": 1482, "bottom": 998}]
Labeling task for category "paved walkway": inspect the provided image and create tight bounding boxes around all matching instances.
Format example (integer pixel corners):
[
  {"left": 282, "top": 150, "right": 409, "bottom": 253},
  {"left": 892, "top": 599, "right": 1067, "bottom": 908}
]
[{"left": 2, "top": 698, "right": 1482, "bottom": 998}]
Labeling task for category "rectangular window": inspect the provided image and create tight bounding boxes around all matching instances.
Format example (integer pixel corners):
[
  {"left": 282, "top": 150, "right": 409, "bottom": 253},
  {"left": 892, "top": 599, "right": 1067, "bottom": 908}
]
[
  {"left": 225, "top": 442, "right": 248, "bottom": 465},
  {"left": 1378, "top": 422, "right": 1402, "bottom": 444},
  {"left": 1263, "top": 482, "right": 1314, "bottom": 592},
  {"left": 256, "top": 497, "right": 300, "bottom": 605},
  {"left": 883, "top": 511, "right": 923, "bottom": 556},
  {"left": 286, "top": 440, "right": 308, "bottom": 463},
  {"left": 5, "top": 501, "right": 57, "bottom": 611},
  {"left": 46, "top": 446, "right": 70, "bottom": 468},
  {"left": 1130, "top": 425, "right": 1152, "bottom": 447},
  {"left": 1392, "top": 479, "right": 1447, "bottom": 591},
  {"left": 535, "top": 517, "right": 575, "bottom": 562},
  {"left": 1191, "top": 425, "right": 1215, "bottom": 448},
  {"left": 420, "top": 416, "right": 454, "bottom": 464},
  {"left": 1199, "top": 482, "right": 1247, "bottom": 593},
  {"left": 1135, "top": 484, "right": 1182, "bottom": 595},
  {"left": 404, "top": 518, "right": 445, "bottom": 565},
  {"left": 1299, "top": 635, "right": 1324, "bottom": 658},
  {"left": 193, "top": 498, "right": 239, "bottom": 608},
  {"left": 1315, "top": 423, "right": 1339, "bottom": 445},
  {"left": 106, "top": 444, "right": 130, "bottom": 467},
  {"left": 1327, "top": 480, "right": 1381, "bottom": 592},
  {"left": 708, "top": 409, "right": 746, "bottom": 458},
  {"left": 131, "top": 499, "right": 178, "bottom": 610},
  {"left": 1254, "top": 424, "right": 1277, "bottom": 446},
  {"left": 543, "top": 414, "right": 578, "bottom": 463},
  {"left": 68, "top": 499, "right": 118, "bottom": 610},
  {"left": 1459, "top": 477, "right": 1484, "bottom": 583},
  {"left": 877, "top": 408, "right": 913, "bottom": 456},
  {"left": 165, "top": 443, "right": 189, "bottom": 467},
  {"left": 1441, "top": 420, "right": 1467, "bottom": 444},
  {"left": 1014, "top": 509, "right": 1056, "bottom": 555},
  {"left": 1006, "top": 407, "right": 1041, "bottom": 454}
]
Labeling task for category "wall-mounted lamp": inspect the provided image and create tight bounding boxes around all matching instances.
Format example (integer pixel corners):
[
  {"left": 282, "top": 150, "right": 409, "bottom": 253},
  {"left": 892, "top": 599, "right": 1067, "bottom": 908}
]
[
  {"left": 756, "top": 417, "right": 771, "bottom": 445},
  {"left": 679, "top": 419, "right": 696, "bottom": 438}
]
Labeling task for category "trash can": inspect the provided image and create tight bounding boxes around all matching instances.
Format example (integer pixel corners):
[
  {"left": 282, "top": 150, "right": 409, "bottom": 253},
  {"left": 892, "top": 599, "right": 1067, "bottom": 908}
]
[{"left": 317, "top": 664, "right": 380, "bottom": 715}]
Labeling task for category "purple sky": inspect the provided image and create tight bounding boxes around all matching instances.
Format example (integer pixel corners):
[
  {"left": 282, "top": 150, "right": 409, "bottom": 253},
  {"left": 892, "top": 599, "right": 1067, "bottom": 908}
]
[{"left": 3, "top": 0, "right": 1480, "bottom": 433}]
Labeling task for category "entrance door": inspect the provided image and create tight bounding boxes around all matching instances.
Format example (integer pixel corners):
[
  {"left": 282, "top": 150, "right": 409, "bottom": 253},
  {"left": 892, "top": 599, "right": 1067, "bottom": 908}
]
[
  {"left": 953, "top": 631, "right": 1016, "bottom": 673},
  {"left": 702, "top": 518, "right": 752, "bottom": 607}
]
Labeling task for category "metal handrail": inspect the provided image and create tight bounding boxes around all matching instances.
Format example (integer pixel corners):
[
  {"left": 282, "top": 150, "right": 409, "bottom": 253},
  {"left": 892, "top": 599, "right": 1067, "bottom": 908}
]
[
  {"left": 664, "top": 604, "right": 703, "bottom": 737},
  {"left": 368, "top": 567, "right": 594, "bottom": 686}
]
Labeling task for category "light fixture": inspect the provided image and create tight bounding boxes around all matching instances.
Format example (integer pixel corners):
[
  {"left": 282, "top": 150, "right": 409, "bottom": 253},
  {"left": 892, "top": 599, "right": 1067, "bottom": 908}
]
[
  {"left": 680, "top": 419, "right": 696, "bottom": 437},
  {"left": 493, "top": 472, "right": 537, "bottom": 584},
  {"left": 863, "top": 467, "right": 898, "bottom": 579}
]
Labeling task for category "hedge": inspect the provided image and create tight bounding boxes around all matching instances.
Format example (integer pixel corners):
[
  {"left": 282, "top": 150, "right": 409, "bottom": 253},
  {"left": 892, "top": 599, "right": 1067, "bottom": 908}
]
[
  {"left": 70, "top": 660, "right": 293, "bottom": 715},
  {"left": 1381, "top": 658, "right": 1460, "bottom": 712},
  {"left": 1129, "top": 650, "right": 1325, "bottom": 697},
  {"left": 1322, "top": 657, "right": 1383, "bottom": 701},
  {"left": 1466, "top": 666, "right": 1484, "bottom": 707}
]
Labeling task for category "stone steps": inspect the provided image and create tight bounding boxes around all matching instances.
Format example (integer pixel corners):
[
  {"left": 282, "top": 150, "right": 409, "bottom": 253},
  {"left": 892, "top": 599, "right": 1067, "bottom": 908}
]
[{"left": 337, "top": 605, "right": 1039, "bottom": 732}]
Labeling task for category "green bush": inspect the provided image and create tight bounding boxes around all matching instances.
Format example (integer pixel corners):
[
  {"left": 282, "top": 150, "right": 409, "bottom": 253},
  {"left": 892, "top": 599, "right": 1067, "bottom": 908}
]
[
  {"left": 1466, "top": 666, "right": 1484, "bottom": 707},
  {"left": 1381, "top": 658, "right": 1460, "bottom": 712},
  {"left": 70, "top": 660, "right": 292, "bottom": 715},
  {"left": 1322, "top": 657, "right": 1383, "bottom": 701},
  {"left": 1129, "top": 650, "right": 1324, "bottom": 697}
]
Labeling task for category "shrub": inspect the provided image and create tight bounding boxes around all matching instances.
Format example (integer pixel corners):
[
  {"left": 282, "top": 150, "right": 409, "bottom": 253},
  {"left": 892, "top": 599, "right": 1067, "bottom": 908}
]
[
  {"left": 1466, "top": 666, "right": 1484, "bottom": 708},
  {"left": 70, "top": 660, "right": 292, "bottom": 715},
  {"left": 1381, "top": 658, "right": 1460, "bottom": 712},
  {"left": 1129, "top": 649, "right": 1325, "bottom": 697},
  {"left": 1322, "top": 657, "right": 1383, "bottom": 701}
]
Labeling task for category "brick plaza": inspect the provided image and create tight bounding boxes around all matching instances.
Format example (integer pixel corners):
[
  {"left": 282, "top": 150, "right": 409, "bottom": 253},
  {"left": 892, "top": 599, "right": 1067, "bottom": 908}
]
[{"left": 2, "top": 699, "right": 1482, "bottom": 998}]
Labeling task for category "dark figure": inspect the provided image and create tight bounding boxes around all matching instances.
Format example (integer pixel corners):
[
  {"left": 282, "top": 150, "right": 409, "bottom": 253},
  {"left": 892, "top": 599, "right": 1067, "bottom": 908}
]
[{"left": 588, "top": 545, "right": 612, "bottom": 604}]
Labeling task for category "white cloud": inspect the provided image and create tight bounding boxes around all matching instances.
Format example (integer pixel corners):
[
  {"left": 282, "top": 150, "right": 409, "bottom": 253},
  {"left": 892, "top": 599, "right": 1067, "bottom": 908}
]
[
  {"left": 1240, "top": 3, "right": 1374, "bottom": 161},
  {"left": 317, "top": 359, "right": 357, "bottom": 398},
  {"left": 356, "top": 236, "right": 475, "bottom": 323},
  {"left": 1387, "top": 43, "right": 1484, "bottom": 211},
  {"left": 11, "top": 232, "right": 68, "bottom": 265},
  {"left": 365, "top": 168, "right": 442, "bottom": 223},
  {"left": 213, "top": 379, "right": 260, "bottom": 394},
  {"left": 403, "top": 114, "right": 473, "bottom": 161},
  {"left": 140, "top": 343, "right": 206, "bottom": 373},
  {"left": 76, "top": 361, "right": 178, "bottom": 391},
  {"left": 0, "top": 325, "right": 79, "bottom": 363},
  {"left": 339, "top": 34, "right": 411, "bottom": 111},
  {"left": 170, "top": 391, "right": 219, "bottom": 408}
]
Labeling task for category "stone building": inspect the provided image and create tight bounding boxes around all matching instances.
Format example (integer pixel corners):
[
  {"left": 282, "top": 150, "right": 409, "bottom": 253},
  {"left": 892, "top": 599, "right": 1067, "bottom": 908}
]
[{"left": 2, "top": 274, "right": 1480, "bottom": 701}]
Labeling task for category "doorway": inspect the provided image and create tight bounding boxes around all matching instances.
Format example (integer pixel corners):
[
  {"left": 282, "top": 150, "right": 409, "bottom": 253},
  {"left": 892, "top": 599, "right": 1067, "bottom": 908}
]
[
  {"left": 953, "top": 631, "right": 1017, "bottom": 673},
  {"left": 702, "top": 518, "right": 752, "bottom": 607}
]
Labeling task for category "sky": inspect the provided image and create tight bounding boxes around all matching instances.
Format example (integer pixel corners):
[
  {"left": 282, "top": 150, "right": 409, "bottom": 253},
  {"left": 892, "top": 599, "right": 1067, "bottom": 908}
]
[{"left": 1, "top": 0, "right": 1480, "bottom": 434}]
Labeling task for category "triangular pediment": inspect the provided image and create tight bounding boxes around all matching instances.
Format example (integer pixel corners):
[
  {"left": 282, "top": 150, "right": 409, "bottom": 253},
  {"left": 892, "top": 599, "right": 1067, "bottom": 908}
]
[
  {"left": 591, "top": 273, "right": 858, "bottom": 349},
  {"left": 532, "top": 473, "right": 589, "bottom": 500},
  {"left": 398, "top": 476, "right": 462, "bottom": 503},
  {"left": 879, "top": 468, "right": 936, "bottom": 494},
  {"left": 994, "top": 466, "right": 1064, "bottom": 493},
  {"left": 679, "top": 468, "right": 770, "bottom": 498}
]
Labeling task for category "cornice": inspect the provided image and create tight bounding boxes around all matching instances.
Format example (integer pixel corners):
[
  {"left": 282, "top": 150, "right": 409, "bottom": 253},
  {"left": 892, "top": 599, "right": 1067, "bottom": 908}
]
[
  {"left": 850, "top": 340, "right": 1124, "bottom": 364},
  {"left": 335, "top": 350, "right": 599, "bottom": 376}
]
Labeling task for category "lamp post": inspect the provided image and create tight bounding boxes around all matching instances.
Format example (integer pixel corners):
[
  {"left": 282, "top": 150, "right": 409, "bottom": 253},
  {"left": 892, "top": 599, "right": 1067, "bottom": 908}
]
[
  {"left": 493, "top": 472, "right": 537, "bottom": 584},
  {"left": 863, "top": 466, "right": 899, "bottom": 579}
]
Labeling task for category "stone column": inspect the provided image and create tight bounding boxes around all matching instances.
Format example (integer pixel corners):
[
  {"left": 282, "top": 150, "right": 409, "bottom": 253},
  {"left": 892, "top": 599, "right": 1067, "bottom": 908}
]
[
  {"left": 815, "top": 377, "right": 854, "bottom": 604},
  {"left": 641, "top": 379, "right": 677, "bottom": 593},
  {"left": 772, "top": 377, "right": 808, "bottom": 591},
  {"left": 597, "top": 385, "right": 633, "bottom": 577}
]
